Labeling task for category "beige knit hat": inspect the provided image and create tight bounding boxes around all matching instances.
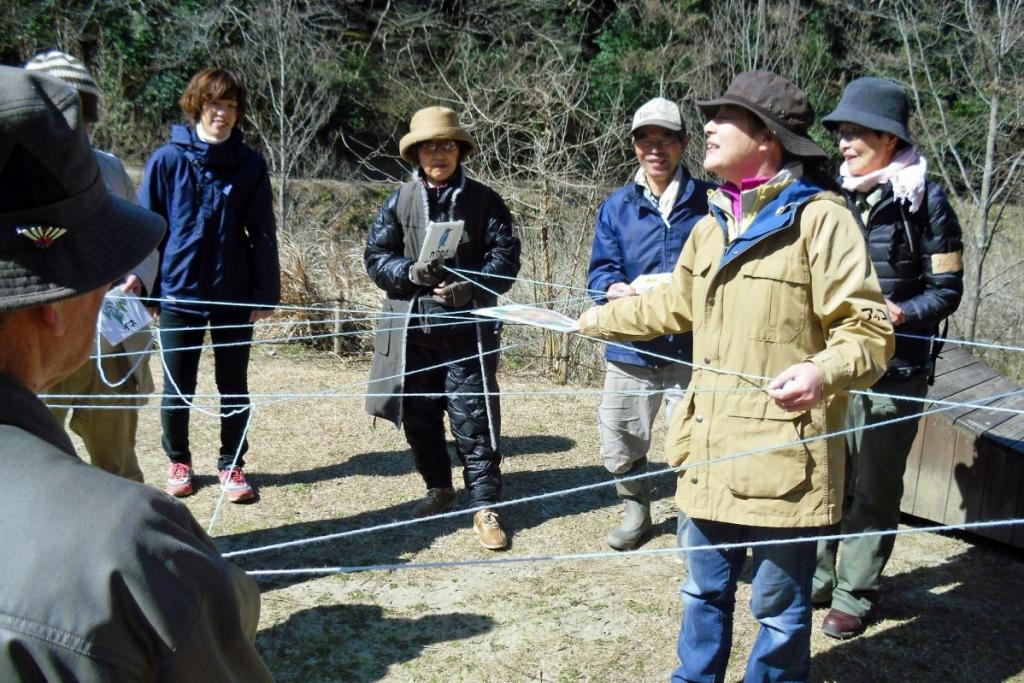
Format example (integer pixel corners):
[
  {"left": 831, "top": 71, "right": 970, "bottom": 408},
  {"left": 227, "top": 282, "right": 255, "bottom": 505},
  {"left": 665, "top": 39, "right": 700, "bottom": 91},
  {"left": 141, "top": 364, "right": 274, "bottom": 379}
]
[{"left": 398, "top": 106, "right": 476, "bottom": 163}]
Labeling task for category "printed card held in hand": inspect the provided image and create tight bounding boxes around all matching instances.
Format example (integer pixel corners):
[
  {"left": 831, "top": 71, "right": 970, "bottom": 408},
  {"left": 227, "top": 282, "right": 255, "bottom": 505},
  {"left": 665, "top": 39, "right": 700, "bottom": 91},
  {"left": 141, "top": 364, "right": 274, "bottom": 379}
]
[
  {"left": 417, "top": 220, "right": 464, "bottom": 264},
  {"left": 98, "top": 289, "right": 153, "bottom": 346}
]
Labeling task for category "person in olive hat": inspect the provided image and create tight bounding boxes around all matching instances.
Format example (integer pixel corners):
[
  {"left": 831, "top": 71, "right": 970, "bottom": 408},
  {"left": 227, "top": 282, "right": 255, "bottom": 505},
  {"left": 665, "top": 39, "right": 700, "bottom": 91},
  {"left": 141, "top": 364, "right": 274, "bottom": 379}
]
[
  {"left": 0, "top": 65, "right": 272, "bottom": 681},
  {"left": 813, "top": 76, "right": 964, "bottom": 640},
  {"left": 577, "top": 70, "right": 893, "bottom": 682},
  {"left": 364, "top": 106, "right": 521, "bottom": 550}
]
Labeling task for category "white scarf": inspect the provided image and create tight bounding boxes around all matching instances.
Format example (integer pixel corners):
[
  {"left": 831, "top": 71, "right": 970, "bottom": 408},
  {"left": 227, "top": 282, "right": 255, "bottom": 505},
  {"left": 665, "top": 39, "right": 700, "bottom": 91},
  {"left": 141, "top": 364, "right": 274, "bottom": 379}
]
[
  {"left": 840, "top": 147, "right": 928, "bottom": 213},
  {"left": 634, "top": 165, "right": 682, "bottom": 224}
]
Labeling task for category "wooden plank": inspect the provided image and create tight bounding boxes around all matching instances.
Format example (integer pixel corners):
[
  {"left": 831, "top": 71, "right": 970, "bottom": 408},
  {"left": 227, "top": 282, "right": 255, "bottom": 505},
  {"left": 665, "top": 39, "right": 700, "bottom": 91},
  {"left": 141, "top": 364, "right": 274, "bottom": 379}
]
[
  {"left": 911, "top": 413, "right": 958, "bottom": 522},
  {"left": 985, "top": 415, "right": 1024, "bottom": 549},
  {"left": 906, "top": 371, "right": 1001, "bottom": 523},
  {"left": 928, "top": 362, "right": 1001, "bottom": 403},
  {"left": 1011, "top": 443, "right": 1024, "bottom": 547},
  {"left": 942, "top": 428, "right": 984, "bottom": 525},
  {"left": 954, "top": 384, "right": 1024, "bottom": 434},
  {"left": 901, "top": 416, "right": 928, "bottom": 512},
  {"left": 931, "top": 347, "right": 980, "bottom": 377},
  {"left": 975, "top": 431, "right": 1024, "bottom": 545}
]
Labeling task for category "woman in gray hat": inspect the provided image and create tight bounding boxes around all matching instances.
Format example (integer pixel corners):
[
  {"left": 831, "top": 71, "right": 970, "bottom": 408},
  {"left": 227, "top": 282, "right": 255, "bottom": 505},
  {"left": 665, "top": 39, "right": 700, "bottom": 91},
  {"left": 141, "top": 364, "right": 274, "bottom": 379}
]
[
  {"left": 813, "top": 76, "right": 964, "bottom": 640},
  {"left": 363, "top": 106, "right": 521, "bottom": 550}
]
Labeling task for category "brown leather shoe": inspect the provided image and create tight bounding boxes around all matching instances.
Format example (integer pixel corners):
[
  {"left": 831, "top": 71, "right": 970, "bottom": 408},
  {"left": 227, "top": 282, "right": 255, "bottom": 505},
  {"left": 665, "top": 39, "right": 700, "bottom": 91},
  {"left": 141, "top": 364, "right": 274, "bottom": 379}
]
[
  {"left": 411, "top": 487, "right": 456, "bottom": 518},
  {"left": 473, "top": 509, "right": 508, "bottom": 550},
  {"left": 821, "top": 608, "right": 865, "bottom": 639}
]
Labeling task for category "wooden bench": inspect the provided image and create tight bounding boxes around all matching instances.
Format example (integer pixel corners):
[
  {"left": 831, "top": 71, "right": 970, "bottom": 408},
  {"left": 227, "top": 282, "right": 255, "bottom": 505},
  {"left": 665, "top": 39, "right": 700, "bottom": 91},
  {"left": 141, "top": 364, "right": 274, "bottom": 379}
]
[{"left": 900, "top": 347, "right": 1024, "bottom": 547}]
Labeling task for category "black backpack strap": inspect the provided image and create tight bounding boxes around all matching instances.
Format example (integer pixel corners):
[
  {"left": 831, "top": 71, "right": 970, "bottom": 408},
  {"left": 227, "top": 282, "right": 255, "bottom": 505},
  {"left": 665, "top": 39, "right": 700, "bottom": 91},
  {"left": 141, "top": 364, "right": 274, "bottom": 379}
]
[{"left": 928, "top": 318, "right": 948, "bottom": 386}]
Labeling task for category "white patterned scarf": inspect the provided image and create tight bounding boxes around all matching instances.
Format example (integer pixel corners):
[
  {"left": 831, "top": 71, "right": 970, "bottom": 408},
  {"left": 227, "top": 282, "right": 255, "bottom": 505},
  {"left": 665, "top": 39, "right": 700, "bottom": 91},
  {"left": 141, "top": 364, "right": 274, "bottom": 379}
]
[
  {"left": 840, "top": 147, "right": 928, "bottom": 213},
  {"left": 634, "top": 165, "right": 682, "bottom": 224}
]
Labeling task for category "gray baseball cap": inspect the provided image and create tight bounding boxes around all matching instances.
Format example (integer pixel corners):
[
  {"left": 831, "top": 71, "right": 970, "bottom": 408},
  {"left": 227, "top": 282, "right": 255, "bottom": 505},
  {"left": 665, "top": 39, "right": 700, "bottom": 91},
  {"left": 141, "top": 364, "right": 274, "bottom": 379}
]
[
  {"left": 630, "top": 97, "right": 683, "bottom": 135},
  {"left": 0, "top": 66, "right": 165, "bottom": 312}
]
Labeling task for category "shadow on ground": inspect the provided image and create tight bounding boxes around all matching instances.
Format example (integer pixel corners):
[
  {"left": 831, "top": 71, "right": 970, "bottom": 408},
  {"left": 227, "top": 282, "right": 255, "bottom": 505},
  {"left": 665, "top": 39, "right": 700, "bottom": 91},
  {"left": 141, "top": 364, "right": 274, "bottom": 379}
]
[
  {"left": 258, "top": 603, "right": 493, "bottom": 682},
  {"left": 252, "top": 434, "right": 577, "bottom": 483},
  {"left": 219, "top": 461, "right": 679, "bottom": 589},
  {"left": 811, "top": 541, "right": 1024, "bottom": 682}
]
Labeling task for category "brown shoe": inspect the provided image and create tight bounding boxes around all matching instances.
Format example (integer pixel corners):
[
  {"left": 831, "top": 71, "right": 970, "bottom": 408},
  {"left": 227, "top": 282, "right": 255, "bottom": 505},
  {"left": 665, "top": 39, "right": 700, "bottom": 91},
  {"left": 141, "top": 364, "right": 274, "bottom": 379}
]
[
  {"left": 411, "top": 487, "right": 456, "bottom": 518},
  {"left": 473, "top": 509, "right": 508, "bottom": 550},
  {"left": 821, "top": 608, "right": 865, "bottom": 639}
]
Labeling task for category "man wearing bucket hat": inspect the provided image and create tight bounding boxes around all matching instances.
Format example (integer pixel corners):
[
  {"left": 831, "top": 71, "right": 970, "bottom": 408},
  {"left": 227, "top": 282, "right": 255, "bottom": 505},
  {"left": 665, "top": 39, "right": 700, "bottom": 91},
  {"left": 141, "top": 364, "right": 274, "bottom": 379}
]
[
  {"left": 586, "top": 97, "right": 713, "bottom": 551},
  {"left": 364, "top": 106, "right": 521, "bottom": 550},
  {"left": 578, "top": 70, "right": 893, "bottom": 681},
  {"left": 813, "top": 77, "right": 963, "bottom": 639},
  {"left": 0, "top": 66, "right": 272, "bottom": 681},
  {"left": 26, "top": 49, "right": 160, "bottom": 484}
]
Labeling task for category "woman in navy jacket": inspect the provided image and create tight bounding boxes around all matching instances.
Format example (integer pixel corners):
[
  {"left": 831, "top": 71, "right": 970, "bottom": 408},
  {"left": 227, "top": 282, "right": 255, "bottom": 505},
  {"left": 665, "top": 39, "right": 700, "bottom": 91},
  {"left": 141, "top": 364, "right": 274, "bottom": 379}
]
[{"left": 139, "top": 68, "right": 280, "bottom": 503}]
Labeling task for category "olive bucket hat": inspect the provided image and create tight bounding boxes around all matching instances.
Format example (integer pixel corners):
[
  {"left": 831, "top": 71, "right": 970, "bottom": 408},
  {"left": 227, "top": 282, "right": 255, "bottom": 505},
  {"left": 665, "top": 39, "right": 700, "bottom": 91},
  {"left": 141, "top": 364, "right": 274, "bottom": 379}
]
[
  {"left": 398, "top": 106, "right": 476, "bottom": 164},
  {"left": 697, "top": 70, "right": 827, "bottom": 159},
  {"left": 0, "top": 66, "right": 165, "bottom": 312},
  {"left": 821, "top": 77, "right": 913, "bottom": 144}
]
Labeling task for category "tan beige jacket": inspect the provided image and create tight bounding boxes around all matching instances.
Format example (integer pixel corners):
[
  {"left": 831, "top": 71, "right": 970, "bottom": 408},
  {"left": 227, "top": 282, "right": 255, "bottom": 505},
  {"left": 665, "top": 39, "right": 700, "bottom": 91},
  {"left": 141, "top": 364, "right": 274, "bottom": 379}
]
[{"left": 580, "top": 173, "right": 893, "bottom": 527}]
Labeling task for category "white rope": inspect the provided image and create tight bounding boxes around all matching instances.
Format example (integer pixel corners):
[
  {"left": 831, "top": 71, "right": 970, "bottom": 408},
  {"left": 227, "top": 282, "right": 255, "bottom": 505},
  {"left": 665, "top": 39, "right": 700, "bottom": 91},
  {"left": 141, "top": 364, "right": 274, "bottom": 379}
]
[
  {"left": 245, "top": 517, "right": 1024, "bottom": 577},
  {"left": 224, "top": 387, "right": 1022, "bottom": 559}
]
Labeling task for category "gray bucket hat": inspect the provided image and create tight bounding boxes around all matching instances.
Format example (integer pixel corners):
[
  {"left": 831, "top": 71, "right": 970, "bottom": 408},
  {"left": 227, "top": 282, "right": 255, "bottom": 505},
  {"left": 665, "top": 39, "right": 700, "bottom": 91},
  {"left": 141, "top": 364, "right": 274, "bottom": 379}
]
[
  {"left": 821, "top": 77, "right": 912, "bottom": 144},
  {"left": 697, "top": 70, "right": 827, "bottom": 159},
  {"left": 0, "top": 66, "right": 165, "bottom": 312}
]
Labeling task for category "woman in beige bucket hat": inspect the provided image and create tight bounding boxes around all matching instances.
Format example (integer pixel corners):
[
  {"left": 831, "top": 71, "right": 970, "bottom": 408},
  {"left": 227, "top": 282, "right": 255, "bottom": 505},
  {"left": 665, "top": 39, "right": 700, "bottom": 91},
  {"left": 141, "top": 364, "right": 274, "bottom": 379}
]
[{"left": 364, "top": 106, "right": 521, "bottom": 550}]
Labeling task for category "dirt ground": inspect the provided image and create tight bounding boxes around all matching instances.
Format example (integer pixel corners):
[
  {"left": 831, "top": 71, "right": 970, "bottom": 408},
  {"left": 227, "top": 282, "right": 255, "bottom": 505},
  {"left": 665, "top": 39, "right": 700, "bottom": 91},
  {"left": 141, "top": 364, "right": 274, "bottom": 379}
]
[{"left": 113, "top": 342, "right": 1024, "bottom": 683}]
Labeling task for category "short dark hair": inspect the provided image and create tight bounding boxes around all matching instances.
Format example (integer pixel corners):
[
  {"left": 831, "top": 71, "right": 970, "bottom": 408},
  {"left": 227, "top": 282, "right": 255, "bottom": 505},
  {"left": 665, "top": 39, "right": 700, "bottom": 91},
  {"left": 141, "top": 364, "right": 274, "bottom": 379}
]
[{"left": 179, "top": 68, "right": 247, "bottom": 123}]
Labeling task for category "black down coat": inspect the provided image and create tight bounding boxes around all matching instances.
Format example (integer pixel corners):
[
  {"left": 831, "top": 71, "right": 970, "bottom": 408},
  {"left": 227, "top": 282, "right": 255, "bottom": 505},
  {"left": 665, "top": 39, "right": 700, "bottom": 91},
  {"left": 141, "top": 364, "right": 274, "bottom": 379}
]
[
  {"left": 846, "top": 180, "right": 963, "bottom": 373},
  {"left": 363, "top": 170, "right": 521, "bottom": 426}
]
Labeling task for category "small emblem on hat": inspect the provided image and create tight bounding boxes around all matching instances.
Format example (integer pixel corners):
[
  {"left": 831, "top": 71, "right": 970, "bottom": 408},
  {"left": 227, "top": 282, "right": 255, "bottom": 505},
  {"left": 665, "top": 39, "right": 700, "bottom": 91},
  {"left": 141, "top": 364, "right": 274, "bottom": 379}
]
[{"left": 17, "top": 225, "right": 67, "bottom": 249}]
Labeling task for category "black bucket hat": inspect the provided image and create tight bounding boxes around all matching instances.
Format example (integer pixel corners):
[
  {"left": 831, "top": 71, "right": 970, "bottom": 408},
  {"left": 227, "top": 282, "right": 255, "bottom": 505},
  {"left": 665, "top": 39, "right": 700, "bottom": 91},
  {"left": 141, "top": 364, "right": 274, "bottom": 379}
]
[
  {"left": 0, "top": 66, "right": 165, "bottom": 312},
  {"left": 821, "top": 77, "right": 912, "bottom": 144},
  {"left": 697, "top": 69, "right": 827, "bottom": 159}
]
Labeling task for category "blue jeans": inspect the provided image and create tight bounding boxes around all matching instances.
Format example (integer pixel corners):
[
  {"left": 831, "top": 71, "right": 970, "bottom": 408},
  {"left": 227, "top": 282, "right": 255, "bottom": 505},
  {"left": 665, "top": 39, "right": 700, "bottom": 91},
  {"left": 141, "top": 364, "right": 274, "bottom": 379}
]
[{"left": 672, "top": 518, "right": 819, "bottom": 683}]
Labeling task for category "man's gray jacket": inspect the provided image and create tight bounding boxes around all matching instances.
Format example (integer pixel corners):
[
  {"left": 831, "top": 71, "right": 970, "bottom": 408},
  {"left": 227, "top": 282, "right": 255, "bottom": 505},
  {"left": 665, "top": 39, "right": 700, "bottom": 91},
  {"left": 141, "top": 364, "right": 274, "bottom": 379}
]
[{"left": 0, "top": 373, "right": 273, "bottom": 681}]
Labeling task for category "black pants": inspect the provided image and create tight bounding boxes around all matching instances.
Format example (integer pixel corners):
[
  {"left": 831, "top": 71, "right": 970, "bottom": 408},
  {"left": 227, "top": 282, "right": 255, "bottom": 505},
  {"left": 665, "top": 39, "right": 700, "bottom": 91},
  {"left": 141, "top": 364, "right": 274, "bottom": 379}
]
[
  {"left": 159, "top": 308, "right": 254, "bottom": 471},
  {"left": 402, "top": 339, "right": 502, "bottom": 505}
]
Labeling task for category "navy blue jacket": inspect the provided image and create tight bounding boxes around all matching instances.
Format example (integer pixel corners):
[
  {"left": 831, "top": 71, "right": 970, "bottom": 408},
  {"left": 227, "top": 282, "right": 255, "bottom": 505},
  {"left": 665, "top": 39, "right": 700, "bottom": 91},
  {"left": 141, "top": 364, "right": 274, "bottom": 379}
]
[
  {"left": 587, "top": 167, "right": 713, "bottom": 367},
  {"left": 139, "top": 125, "right": 280, "bottom": 315}
]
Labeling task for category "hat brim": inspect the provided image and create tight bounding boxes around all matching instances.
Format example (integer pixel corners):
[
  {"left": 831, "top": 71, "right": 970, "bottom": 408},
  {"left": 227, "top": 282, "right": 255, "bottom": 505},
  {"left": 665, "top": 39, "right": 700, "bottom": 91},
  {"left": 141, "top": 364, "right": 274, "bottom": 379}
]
[
  {"left": 630, "top": 119, "right": 683, "bottom": 135},
  {"left": 0, "top": 181, "right": 166, "bottom": 312},
  {"left": 697, "top": 95, "right": 827, "bottom": 159},
  {"left": 399, "top": 128, "right": 477, "bottom": 164},
  {"left": 821, "top": 107, "right": 913, "bottom": 145}
]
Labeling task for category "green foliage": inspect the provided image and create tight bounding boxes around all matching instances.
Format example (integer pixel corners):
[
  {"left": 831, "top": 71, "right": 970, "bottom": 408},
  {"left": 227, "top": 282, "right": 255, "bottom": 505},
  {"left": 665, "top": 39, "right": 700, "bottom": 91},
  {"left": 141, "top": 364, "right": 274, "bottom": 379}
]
[{"left": 589, "top": 1, "right": 701, "bottom": 109}]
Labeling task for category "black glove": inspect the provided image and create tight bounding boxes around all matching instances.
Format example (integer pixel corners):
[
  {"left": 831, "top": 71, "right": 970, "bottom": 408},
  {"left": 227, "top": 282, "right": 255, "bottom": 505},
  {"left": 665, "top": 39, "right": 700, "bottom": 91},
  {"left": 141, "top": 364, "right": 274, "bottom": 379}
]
[
  {"left": 409, "top": 259, "right": 444, "bottom": 287},
  {"left": 432, "top": 281, "right": 474, "bottom": 308}
]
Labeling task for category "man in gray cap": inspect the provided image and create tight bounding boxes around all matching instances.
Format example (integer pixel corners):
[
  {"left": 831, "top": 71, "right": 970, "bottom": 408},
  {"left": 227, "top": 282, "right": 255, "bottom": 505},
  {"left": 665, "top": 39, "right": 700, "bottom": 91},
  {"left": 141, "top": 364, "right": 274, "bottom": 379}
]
[
  {"left": 586, "top": 97, "right": 713, "bottom": 551},
  {"left": 0, "top": 66, "right": 272, "bottom": 681},
  {"left": 26, "top": 49, "right": 159, "bottom": 483}
]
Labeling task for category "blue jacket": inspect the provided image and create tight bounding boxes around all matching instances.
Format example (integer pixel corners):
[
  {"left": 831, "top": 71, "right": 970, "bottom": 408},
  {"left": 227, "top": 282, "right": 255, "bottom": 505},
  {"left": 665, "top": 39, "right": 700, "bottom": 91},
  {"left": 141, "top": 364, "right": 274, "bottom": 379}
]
[
  {"left": 587, "top": 167, "right": 713, "bottom": 367},
  {"left": 139, "top": 125, "right": 280, "bottom": 315}
]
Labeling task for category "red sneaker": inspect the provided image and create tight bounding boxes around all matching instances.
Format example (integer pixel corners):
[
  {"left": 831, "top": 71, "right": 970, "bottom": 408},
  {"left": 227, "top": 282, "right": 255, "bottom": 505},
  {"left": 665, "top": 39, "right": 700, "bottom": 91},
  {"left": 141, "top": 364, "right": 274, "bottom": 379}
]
[
  {"left": 165, "top": 462, "right": 194, "bottom": 497},
  {"left": 218, "top": 467, "right": 255, "bottom": 503}
]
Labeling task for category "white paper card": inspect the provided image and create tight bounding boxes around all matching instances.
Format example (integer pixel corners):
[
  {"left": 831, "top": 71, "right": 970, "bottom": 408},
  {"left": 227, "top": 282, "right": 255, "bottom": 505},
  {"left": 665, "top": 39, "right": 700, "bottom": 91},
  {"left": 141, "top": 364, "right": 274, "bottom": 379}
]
[
  {"left": 473, "top": 304, "right": 580, "bottom": 333},
  {"left": 630, "top": 272, "right": 672, "bottom": 294},
  {"left": 98, "top": 290, "right": 153, "bottom": 346},
  {"left": 417, "top": 220, "right": 464, "bottom": 264}
]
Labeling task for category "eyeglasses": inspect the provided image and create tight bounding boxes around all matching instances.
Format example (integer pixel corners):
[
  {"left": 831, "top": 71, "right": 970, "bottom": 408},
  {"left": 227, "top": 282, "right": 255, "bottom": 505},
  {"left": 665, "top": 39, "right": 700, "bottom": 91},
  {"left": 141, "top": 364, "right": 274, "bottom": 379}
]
[
  {"left": 420, "top": 140, "right": 459, "bottom": 153},
  {"left": 632, "top": 134, "right": 682, "bottom": 150}
]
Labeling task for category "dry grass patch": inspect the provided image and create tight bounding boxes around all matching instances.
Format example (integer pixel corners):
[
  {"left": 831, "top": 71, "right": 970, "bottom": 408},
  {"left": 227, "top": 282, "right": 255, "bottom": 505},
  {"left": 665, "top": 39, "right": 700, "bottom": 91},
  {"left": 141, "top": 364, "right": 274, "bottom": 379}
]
[{"left": 92, "top": 340, "right": 1024, "bottom": 682}]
